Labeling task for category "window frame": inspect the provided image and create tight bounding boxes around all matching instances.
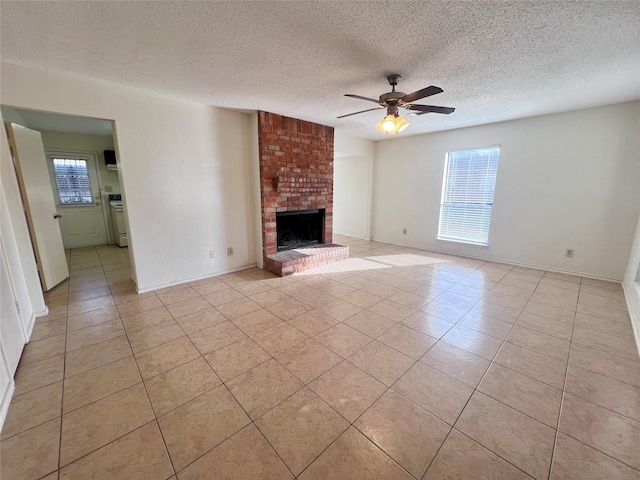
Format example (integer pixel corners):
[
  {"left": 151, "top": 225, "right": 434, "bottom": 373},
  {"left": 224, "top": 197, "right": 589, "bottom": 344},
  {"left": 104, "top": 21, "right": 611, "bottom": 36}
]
[
  {"left": 50, "top": 156, "right": 96, "bottom": 207},
  {"left": 437, "top": 145, "right": 500, "bottom": 247}
]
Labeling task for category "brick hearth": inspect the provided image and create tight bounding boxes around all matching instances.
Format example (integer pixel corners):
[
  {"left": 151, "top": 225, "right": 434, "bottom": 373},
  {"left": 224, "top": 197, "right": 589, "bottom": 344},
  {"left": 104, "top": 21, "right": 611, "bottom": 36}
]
[{"left": 258, "top": 111, "right": 347, "bottom": 276}]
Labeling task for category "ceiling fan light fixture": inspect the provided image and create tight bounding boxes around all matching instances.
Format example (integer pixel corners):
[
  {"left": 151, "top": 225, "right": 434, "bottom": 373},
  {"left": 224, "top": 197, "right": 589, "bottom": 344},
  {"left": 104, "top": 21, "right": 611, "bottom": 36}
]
[{"left": 375, "top": 114, "right": 409, "bottom": 134}]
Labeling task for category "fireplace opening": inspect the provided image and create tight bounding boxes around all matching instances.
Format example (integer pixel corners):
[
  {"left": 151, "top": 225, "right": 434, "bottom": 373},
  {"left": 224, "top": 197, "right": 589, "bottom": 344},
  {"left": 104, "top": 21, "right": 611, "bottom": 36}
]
[{"left": 276, "top": 209, "right": 325, "bottom": 251}]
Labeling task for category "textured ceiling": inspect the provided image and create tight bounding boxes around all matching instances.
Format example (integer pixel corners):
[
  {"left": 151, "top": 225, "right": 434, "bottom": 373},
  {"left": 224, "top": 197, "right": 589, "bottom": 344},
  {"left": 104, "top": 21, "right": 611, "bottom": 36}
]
[{"left": 1, "top": 1, "right": 639, "bottom": 140}]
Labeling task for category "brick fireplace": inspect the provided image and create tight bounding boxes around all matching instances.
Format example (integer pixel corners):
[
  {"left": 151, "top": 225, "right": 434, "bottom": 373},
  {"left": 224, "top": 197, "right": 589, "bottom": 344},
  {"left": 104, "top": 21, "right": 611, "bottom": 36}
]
[{"left": 258, "top": 111, "right": 347, "bottom": 275}]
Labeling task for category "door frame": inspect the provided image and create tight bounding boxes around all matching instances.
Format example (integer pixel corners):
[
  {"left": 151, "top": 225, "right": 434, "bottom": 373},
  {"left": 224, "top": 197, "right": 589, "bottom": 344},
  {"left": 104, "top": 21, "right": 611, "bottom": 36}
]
[{"left": 45, "top": 148, "right": 112, "bottom": 245}]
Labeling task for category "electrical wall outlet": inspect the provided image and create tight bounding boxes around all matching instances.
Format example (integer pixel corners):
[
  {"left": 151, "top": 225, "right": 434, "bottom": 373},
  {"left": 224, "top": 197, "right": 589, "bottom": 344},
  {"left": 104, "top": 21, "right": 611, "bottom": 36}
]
[
  {"left": 209, "top": 250, "right": 215, "bottom": 259},
  {"left": 227, "top": 247, "right": 234, "bottom": 256},
  {"left": 403, "top": 228, "right": 407, "bottom": 235},
  {"left": 565, "top": 249, "right": 574, "bottom": 258}
]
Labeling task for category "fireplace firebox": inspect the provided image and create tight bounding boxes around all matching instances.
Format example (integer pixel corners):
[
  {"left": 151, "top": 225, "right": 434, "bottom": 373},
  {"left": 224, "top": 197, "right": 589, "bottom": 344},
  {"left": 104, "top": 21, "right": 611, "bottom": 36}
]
[{"left": 276, "top": 209, "right": 325, "bottom": 251}]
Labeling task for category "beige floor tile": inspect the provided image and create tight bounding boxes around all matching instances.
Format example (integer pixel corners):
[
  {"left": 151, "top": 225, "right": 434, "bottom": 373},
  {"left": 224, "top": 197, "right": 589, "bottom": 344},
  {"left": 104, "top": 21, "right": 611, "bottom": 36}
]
[
  {"left": 308, "top": 361, "right": 387, "bottom": 423},
  {"left": 178, "top": 424, "right": 293, "bottom": 480},
  {"left": 458, "top": 311, "right": 514, "bottom": 340},
  {"left": 441, "top": 325, "right": 503, "bottom": 360},
  {"left": 393, "top": 362, "right": 473, "bottom": 425},
  {"left": 276, "top": 338, "right": 342, "bottom": 384},
  {"left": 204, "top": 337, "right": 270, "bottom": 382},
  {"left": 318, "top": 298, "right": 363, "bottom": 321},
  {"left": 63, "top": 356, "right": 141, "bottom": 413},
  {"left": 120, "top": 306, "right": 174, "bottom": 334},
  {"left": 113, "top": 290, "right": 152, "bottom": 306},
  {"left": 65, "top": 336, "right": 132, "bottom": 378},
  {"left": 314, "top": 323, "right": 372, "bottom": 358},
  {"left": 231, "top": 308, "right": 283, "bottom": 336},
  {"left": 365, "top": 299, "right": 414, "bottom": 322},
  {"left": 188, "top": 320, "right": 246, "bottom": 354},
  {"left": 571, "top": 326, "right": 639, "bottom": 361},
  {"left": 494, "top": 342, "right": 567, "bottom": 389},
  {"left": 116, "top": 296, "right": 164, "bottom": 317},
  {"left": 478, "top": 363, "right": 562, "bottom": 428},
  {"left": 67, "top": 295, "right": 115, "bottom": 316},
  {"left": 165, "top": 296, "right": 213, "bottom": 318},
  {"left": 251, "top": 322, "right": 308, "bottom": 356},
  {"left": 60, "top": 384, "right": 154, "bottom": 466},
  {"left": 145, "top": 357, "right": 221, "bottom": 416},
  {"left": 135, "top": 336, "right": 200, "bottom": 380},
  {"left": 530, "top": 292, "right": 577, "bottom": 312},
  {"left": 40, "top": 304, "right": 68, "bottom": 321},
  {"left": 401, "top": 311, "right": 454, "bottom": 339},
  {"left": 343, "top": 310, "right": 397, "bottom": 337},
  {"left": 471, "top": 300, "right": 522, "bottom": 323},
  {"left": 127, "top": 320, "right": 185, "bottom": 353},
  {"left": 297, "top": 290, "right": 342, "bottom": 309},
  {"left": 569, "top": 343, "right": 640, "bottom": 388},
  {"left": 565, "top": 364, "right": 640, "bottom": 422},
  {"left": 190, "top": 278, "right": 229, "bottom": 295},
  {"left": 66, "top": 306, "right": 120, "bottom": 331},
  {"left": 248, "top": 289, "right": 290, "bottom": 307},
  {"left": 424, "top": 429, "right": 532, "bottom": 480},
  {"left": 216, "top": 298, "right": 262, "bottom": 319},
  {"left": 348, "top": 340, "right": 415, "bottom": 386},
  {"left": 341, "top": 290, "right": 384, "bottom": 308},
  {"left": 266, "top": 298, "right": 314, "bottom": 320},
  {"left": 419, "top": 341, "right": 491, "bottom": 388},
  {"left": 1, "top": 382, "right": 62, "bottom": 441},
  {"left": 559, "top": 393, "right": 640, "bottom": 470},
  {"left": 506, "top": 325, "right": 570, "bottom": 362},
  {"left": 175, "top": 307, "right": 227, "bottom": 334},
  {"left": 420, "top": 300, "right": 468, "bottom": 322},
  {"left": 234, "top": 281, "right": 272, "bottom": 296},
  {"left": 577, "top": 302, "right": 630, "bottom": 324},
  {"left": 226, "top": 359, "right": 304, "bottom": 419},
  {"left": 435, "top": 291, "right": 480, "bottom": 310},
  {"left": 59, "top": 422, "right": 174, "bottom": 480},
  {"left": 456, "top": 391, "right": 555, "bottom": 480},
  {"left": 376, "top": 324, "right": 437, "bottom": 359},
  {"left": 31, "top": 317, "right": 67, "bottom": 342},
  {"left": 109, "top": 279, "right": 137, "bottom": 294},
  {"left": 66, "top": 319, "right": 125, "bottom": 352},
  {"left": 550, "top": 432, "right": 640, "bottom": 480},
  {"left": 387, "top": 290, "right": 431, "bottom": 309},
  {"left": 355, "top": 389, "right": 450, "bottom": 478},
  {"left": 158, "top": 385, "right": 250, "bottom": 471},
  {"left": 0, "top": 417, "right": 60, "bottom": 480},
  {"left": 360, "top": 282, "right": 401, "bottom": 298},
  {"left": 575, "top": 311, "right": 634, "bottom": 338},
  {"left": 157, "top": 286, "right": 200, "bottom": 305},
  {"left": 515, "top": 311, "right": 574, "bottom": 341},
  {"left": 19, "top": 333, "right": 66, "bottom": 365},
  {"left": 298, "top": 427, "right": 412, "bottom": 480},
  {"left": 255, "top": 388, "right": 348, "bottom": 475},
  {"left": 287, "top": 310, "right": 339, "bottom": 336},
  {"left": 525, "top": 301, "right": 576, "bottom": 324},
  {"left": 14, "top": 354, "right": 65, "bottom": 395}
]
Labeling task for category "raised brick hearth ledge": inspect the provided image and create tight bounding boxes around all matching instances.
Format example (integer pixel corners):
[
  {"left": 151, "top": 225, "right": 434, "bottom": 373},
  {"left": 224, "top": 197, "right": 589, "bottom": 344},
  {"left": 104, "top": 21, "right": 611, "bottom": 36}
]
[{"left": 265, "top": 244, "right": 349, "bottom": 276}]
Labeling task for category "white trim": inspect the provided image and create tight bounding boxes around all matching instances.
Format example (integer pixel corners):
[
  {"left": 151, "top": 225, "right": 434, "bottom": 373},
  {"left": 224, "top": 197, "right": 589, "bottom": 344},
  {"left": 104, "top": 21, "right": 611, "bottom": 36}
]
[
  {"left": 34, "top": 306, "right": 49, "bottom": 317},
  {"left": 136, "top": 263, "right": 258, "bottom": 293},
  {"left": 334, "top": 232, "right": 371, "bottom": 241},
  {"left": 0, "top": 380, "right": 15, "bottom": 434},
  {"left": 622, "top": 281, "right": 640, "bottom": 357}
]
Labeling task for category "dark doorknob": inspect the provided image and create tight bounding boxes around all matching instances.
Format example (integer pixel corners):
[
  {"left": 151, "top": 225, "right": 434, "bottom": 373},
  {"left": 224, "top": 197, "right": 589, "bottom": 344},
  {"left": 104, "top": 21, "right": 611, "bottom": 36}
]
[{"left": 53, "top": 214, "right": 62, "bottom": 219}]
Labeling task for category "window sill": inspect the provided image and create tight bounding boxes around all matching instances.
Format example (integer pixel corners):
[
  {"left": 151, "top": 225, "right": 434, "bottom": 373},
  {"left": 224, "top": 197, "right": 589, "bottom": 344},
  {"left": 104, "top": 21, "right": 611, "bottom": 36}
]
[{"left": 436, "top": 238, "right": 489, "bottom": 249}]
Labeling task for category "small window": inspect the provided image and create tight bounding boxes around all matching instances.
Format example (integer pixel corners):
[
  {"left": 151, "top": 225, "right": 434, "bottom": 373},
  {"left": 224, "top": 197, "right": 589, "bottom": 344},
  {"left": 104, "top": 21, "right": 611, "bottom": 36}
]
[
  {"left": 438, "top": 147, "right": 500, "bottom": 246},
  {"left": 52, "top": 158, "right": 93, "bottom": 205}
]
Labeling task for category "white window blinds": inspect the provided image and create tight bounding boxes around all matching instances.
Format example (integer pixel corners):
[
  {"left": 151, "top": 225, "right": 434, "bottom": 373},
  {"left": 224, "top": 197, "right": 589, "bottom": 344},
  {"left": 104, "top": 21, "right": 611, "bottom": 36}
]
[
  {"left": 52, "top": 158, "right": 93, "bottom": 205},
  {"left": 438, "top": 147, "right": 500, "bottom": 246}
]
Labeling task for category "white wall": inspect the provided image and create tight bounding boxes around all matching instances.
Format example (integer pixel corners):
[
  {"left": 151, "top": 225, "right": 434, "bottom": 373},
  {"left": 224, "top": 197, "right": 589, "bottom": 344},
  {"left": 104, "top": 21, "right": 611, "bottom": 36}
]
[
  {"left": 1, "top": 62, "right": 258, "bottom": 292},
  {"left": 334, "top": 156, "right": 373, "bottom": 239},
  {"left": 371, "top": 101, "right": 640, "bottom": 280}
]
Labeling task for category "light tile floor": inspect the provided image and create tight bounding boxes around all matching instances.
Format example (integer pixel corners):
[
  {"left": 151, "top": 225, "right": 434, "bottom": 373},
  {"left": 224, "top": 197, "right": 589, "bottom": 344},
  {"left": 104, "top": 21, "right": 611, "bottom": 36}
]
[{"left": 2, "top": 236, "right": 639, "bottom": 479}]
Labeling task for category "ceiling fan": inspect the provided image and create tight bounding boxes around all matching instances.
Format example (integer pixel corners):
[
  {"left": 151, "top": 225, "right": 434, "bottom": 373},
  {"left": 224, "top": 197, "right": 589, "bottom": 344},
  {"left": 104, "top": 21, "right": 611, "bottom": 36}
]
[{"left": 338, "top": 74, "right": 455, "bottom": 134}]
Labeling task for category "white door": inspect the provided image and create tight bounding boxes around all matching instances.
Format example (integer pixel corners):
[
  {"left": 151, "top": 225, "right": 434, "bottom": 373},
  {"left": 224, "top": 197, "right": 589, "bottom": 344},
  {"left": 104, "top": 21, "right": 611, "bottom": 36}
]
[
  {"left": 47, "top": 153, "right": 108, "bottom": 248},
  {"left": 1, "top": 243, "right": 27, "bottom": 375},
  {"left": 5, "top": 123, "right": 69, "bottom": 291}
]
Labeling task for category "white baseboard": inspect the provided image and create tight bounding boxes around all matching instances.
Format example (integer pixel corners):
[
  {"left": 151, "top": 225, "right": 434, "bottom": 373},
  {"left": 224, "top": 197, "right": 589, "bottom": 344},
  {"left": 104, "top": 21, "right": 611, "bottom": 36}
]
[
  {"left": 0, "top": 380, "right": 15, "bottom": 434},
  {"left": 137, "top": 264, "right": 258, "bottom": 293},
  {"left": 622, "top": 281, "right": 640, "bottom": 356}
]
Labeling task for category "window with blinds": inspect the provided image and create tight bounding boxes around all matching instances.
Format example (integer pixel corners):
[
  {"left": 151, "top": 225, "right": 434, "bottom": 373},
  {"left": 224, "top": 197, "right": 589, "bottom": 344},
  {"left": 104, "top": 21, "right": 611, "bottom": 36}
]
[
  {"left": 52, "top": 158, "right": 94, "bottom": 205},
  {"left": 438, "top": 147, "right": 500, "bottom": 246}
]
